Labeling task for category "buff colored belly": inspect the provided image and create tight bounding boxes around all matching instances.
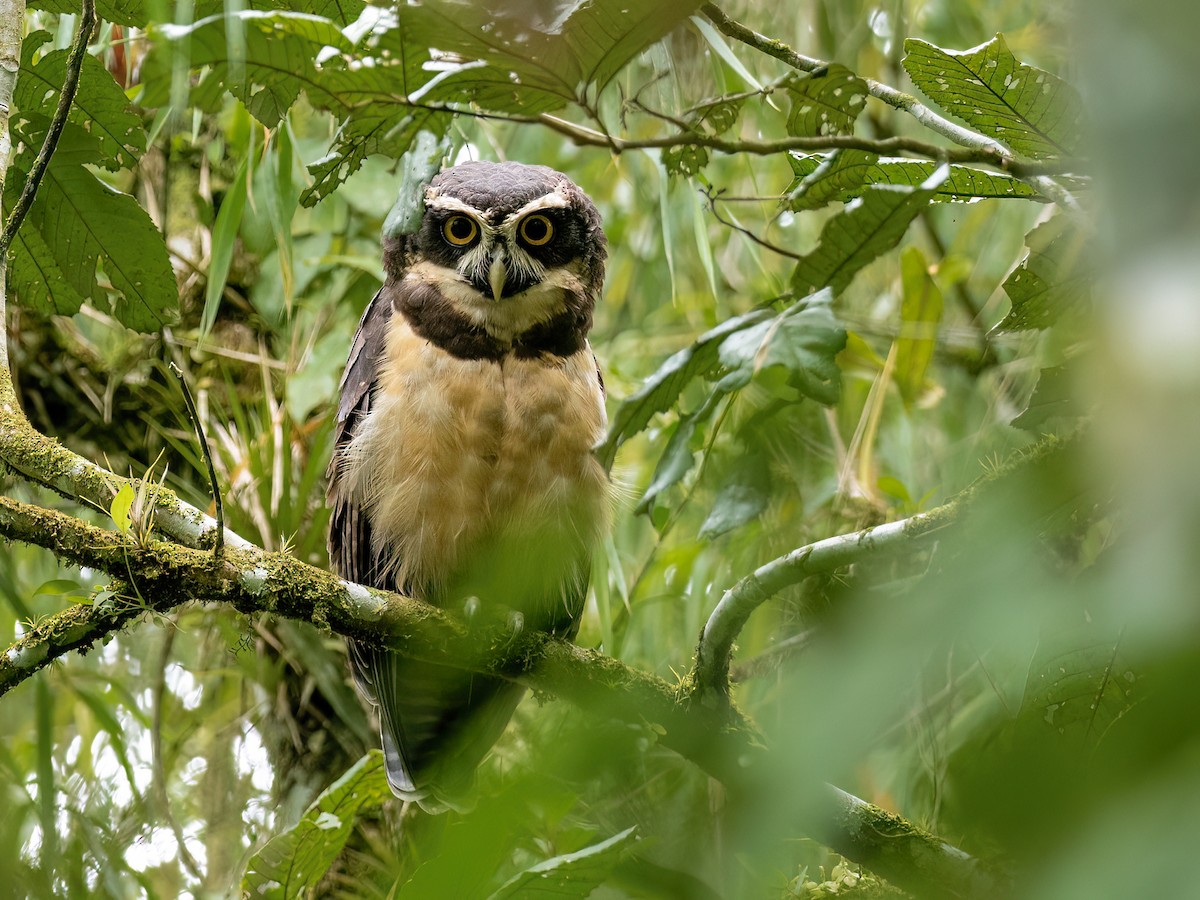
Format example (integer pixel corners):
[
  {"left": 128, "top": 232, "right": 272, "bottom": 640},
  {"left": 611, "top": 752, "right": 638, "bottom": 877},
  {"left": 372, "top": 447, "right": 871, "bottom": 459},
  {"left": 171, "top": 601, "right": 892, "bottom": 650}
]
[{"left": 344, "top": 315, "right": 610, "bottom": 596}]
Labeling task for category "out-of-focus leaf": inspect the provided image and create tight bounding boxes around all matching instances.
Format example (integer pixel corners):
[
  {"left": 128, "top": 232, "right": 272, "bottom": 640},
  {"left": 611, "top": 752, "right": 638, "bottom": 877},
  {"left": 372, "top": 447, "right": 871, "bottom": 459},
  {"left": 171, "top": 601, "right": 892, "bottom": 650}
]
[
  {"left": 635, "top": 392, "right": 723, "bottom": 517},
  {"left": 193, "top": 0, "right": 365, "bottom": 25},
  {"left": 594, "top": 308, "right": 773, "bottom": 470},
  {"left": 784, "top": 64, "right": 868, "bottom": 137},
  {"left": 787, "top": 152, "right": 1042, "bottom": 208},
  {"left": 699, "top": 454, "right": 771, "bottom": 538},
  {"left": 894, "top": 246, "right": 944, "bottom": 406},
  {"left": 29, "top": 0, "right": 146, "bottom": 26},
  {"left": 904, "top": 35, "right": 1082, "bottom": 159},
  {"left": 1012, "top": 366, "right": 1083, "bottom": 431},
  {"left": 203, "top": 151, "right": 251, "bottom": 337},
  {"left": 791, "top": 166, "right": 948, "bottom": 296},
  {"left": 141, "top": 12, "right": 353, "bottom": 126},
  {"left": 1023, "top": 629, "right": 1137, "bottom": 750},
  {"left": 15, "top": 32, "right": 146, "bottom": 170},
  {"left": 487, "top": 826, "right": 639, "bottom": 899},
  {"left": 241, "top": 750, "right": 390, "bottom": 899},
  {"left": 997, "top": 216, "right": 1090, "bottom": 331}
]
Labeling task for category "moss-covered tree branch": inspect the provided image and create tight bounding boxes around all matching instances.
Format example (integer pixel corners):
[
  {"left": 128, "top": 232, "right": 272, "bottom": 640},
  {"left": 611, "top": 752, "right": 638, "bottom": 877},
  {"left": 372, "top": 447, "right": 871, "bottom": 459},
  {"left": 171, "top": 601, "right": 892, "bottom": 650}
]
[{"left": 0, "top": 493, "right": 1007, "bottom": 899}]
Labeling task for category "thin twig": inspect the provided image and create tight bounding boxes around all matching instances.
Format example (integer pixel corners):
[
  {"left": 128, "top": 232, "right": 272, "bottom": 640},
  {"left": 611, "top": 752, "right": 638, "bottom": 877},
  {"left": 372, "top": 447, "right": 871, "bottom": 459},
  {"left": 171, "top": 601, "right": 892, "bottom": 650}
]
[
  {"left": 169, "top": 362, "right": 224, "bottom": 558},
  {"left": 699, "top": 2, "right": 1083, "bottom": 211},
  {"left": 704, "top": 186, "right": 802, "bottom": 260},
  {"left": 0, "top": 0, "right": 97, "bottom": 260}
]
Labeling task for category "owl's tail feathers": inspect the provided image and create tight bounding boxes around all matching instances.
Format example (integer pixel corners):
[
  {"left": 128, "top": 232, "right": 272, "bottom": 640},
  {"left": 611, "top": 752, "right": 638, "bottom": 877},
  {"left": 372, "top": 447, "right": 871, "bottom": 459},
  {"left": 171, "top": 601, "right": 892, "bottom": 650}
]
[{"left": 350, "top": 641, "right": 524, "bottom": 814}]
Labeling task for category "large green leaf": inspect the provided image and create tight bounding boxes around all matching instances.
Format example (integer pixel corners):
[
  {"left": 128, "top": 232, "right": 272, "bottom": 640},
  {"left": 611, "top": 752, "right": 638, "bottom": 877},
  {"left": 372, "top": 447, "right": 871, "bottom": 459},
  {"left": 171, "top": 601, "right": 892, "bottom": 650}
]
[
  {"left": 487, "top": 827, "right": 638, "bottom": 899},
  {"left": 6, "top": 132, "right": 176, "bottom": 332},
  {"left": 791, "top": 166, "right": 949, "bottom": 296},
  {"left": 904, "top": 35, "right": 1082, "bottom": 159},
  {"left": 29, "top": 0, "right": 147, "bottom": 26},
  {"left": 594, "top": 309, "right": 773, "bottom": 471},
  {"left": 787, "top": 151, "right": 1042, "bottom": 209},
  {"left": 784, "top": 64, "right": 868, "bottom": 137},
  {"left": 141, "top": 12, "right": 353, "bottom": 127},
  {"left": 241, "top": 750, "right": 391, "bottom": 899},
  {"left": 1012, "top": 366, "right": 1083, "bottom": 431},
  {"left": 997, "top": 216, "right": 1090, "bottom": 331},
  {"left": 15, "top": 33, "right": 146, "bottom": 171},
  {"left": 630, "top": 292, "right": 845, "bottom": 512}
]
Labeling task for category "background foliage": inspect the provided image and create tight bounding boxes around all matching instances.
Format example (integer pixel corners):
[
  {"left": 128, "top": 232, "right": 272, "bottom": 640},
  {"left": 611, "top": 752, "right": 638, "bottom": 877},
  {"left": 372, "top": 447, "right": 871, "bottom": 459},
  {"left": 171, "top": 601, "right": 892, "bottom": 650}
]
[{"left": 2, "top": 0, "right": 1198, "bottom": 897}]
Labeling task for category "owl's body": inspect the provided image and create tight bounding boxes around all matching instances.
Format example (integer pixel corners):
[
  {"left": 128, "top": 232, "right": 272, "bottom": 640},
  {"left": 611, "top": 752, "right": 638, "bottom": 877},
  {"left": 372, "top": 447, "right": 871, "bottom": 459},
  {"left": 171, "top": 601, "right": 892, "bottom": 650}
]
[{"left": 327, "top": 162, "right": 610, "bottom": 810}]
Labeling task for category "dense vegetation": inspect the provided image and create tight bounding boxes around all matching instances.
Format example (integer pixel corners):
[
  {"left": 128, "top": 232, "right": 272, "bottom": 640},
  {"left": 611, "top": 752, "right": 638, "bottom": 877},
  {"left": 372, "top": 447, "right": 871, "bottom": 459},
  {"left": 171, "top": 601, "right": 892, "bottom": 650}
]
[{"left": 2, "top": 0, "right": 1198, "bottom": 897}]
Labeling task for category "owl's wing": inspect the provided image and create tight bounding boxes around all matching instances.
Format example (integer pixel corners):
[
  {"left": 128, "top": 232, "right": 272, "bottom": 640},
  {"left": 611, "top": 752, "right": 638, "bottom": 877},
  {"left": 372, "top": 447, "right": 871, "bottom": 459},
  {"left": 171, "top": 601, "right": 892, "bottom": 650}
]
[{"left": 327, "top": 286, "right": 394, "bottom": 585}]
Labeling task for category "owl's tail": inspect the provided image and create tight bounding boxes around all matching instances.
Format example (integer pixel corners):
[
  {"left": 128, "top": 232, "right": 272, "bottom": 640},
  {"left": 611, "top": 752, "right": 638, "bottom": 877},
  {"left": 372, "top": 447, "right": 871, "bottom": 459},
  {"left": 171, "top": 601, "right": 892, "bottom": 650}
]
[{"left": 350, "top": 641, "right": 524, "bottom": 812}]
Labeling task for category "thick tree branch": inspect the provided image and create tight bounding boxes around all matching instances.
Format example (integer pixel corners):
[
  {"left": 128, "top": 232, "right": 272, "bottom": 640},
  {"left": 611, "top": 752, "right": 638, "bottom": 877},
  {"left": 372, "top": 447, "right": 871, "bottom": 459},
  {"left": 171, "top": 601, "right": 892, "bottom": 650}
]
[
  {"left": 700, "top": 2, "right": 1083, "bottom": 212},
  {"left": 0, "top": 493, "right": 1006, "bottom": 899}
]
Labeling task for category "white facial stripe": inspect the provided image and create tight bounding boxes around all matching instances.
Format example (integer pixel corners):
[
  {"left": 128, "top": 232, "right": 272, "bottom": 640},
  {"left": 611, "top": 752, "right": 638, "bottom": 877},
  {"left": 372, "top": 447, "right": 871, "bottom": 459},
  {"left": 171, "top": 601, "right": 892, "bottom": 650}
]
[{"left": 501, "top": 188, "right": 572, "bottom": 228}]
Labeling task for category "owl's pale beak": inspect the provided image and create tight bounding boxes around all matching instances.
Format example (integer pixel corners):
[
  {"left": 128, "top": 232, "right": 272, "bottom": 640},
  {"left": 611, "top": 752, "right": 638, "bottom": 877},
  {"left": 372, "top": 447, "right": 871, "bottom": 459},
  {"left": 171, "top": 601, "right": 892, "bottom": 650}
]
[{"left": 488, "top": 255, "right": 508, "bottom": 302}]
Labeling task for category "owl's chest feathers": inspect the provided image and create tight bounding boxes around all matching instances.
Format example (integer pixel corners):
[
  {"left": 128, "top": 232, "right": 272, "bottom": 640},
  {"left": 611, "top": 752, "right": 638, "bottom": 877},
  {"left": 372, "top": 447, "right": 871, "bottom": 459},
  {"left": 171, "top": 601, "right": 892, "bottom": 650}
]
[{"left": 345, "top": 314, "right": 609, "bottom": 590}]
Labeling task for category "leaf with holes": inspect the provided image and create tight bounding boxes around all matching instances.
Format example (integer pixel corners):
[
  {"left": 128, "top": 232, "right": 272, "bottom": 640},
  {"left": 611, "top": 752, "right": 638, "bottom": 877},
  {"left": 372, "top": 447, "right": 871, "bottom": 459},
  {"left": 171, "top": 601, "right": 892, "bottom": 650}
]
[
  {"left": 785, "top": 64, "right": 868, "bottom": 137},
  {"left": 16, "top": 32, "right": 146, "bottom": 170},
  {"left": 787, "top": 151, "right": 1042, "bottom": 208},
  {"left": 242, "top": 751, "right": 391, "bottom": 899},
  {"left": 791, "top": 166, "right": 949, "bottom": 296},
  {"left": 487, "top": 827, "right": 638, "bottom": 899},
  {"left": 904, "top": 35, "right": 1082, "bottom": 159},
  {"left": 997, "top": 216, "right": 1090, "bottom": 331},
  {"left": 6, "top": 131, "right": 176, "bottom": 332}
]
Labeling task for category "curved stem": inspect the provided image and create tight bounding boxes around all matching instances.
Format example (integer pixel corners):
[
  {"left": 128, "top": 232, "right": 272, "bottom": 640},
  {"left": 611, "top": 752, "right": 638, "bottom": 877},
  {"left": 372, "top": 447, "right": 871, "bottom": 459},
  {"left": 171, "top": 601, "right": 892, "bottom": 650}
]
[{"left": 692, "top": 512, "right": 944, "bottom": 698}]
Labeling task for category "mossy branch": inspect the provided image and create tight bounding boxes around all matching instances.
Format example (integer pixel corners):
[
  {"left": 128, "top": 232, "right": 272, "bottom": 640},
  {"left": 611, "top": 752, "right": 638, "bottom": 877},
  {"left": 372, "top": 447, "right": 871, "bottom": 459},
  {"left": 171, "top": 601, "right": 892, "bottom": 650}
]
[{"left": 0, "top": 492, "right": 1007, "bottom": 899}]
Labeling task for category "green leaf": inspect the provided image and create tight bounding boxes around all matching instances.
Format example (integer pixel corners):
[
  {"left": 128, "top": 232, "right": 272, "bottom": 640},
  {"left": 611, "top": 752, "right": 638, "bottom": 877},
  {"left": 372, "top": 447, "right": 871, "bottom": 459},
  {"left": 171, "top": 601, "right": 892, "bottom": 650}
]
[
  {"left": 1012, "top": 366, "right": 1083, "bottom": 431},
  {"left": 787, "top": 151, "right": 1042, "bottom": 208},
  {"left": 487, "top": 827, "right": 638, "bottom": 899},
  {"left": 784, "top": 64, "right": 868, "bottom": 137},
  {"left": 791, "top": 166, "right": 949, "bottom": 296},
  {"left": 787, "top": 149, "right": 877, "bottom": 211},
  {"left": 894, "top": 246, "right": 944, "bottom": 406},
  {"left": 29, "top": 0, "right": 147, "bottom": 26},
  {"left": 110, "top": 484, "right": 135, "bottom": 534},
  {"left": 635, "top": 391, "right": 724, "bottom": 516},
  {"left": 7, "top": 131, "right": 177, "bottom": 332},
  {"left": 594, "top": 308, "right": 774, "bottom": 471},
  {"left": 16, "top": 32, "right": 146, "bottom": 170},
  {"left": 242, "top": 750, "right": 391, "bottom": 899},
  {"left": 716, "top": 289, "right": 846, "bottom": 405},
  {"left": 203, "top": 152, "right": 252, "bottom": 337},
  {"left": 904, "top": 35, "right": 1082, "bottom": 159},
  {"left": 141, "top": 12, "right": 353, "bottom": 127},
  {"left": 996, "top": 216, "right": 1090, "bottom": 331},
  {"left": 662, "top": 143, "right": 710, "bottom": 177},
  {"left": 699, "top": 456, "right": 772, "bottom": 538}
]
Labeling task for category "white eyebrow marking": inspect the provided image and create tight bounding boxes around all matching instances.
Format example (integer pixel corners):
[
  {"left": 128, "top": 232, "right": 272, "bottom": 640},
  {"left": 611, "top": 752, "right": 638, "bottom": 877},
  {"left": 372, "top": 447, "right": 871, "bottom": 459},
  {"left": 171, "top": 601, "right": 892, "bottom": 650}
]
[{"left": 501, "top": 186, "right": 572, "bottom": 227}]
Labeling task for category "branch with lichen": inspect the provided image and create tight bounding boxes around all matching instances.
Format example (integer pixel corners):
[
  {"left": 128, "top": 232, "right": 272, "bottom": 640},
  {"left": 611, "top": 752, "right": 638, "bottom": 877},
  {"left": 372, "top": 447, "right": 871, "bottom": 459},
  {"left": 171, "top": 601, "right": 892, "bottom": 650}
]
[{"left": 0, "top": 493, "right": 1007, "bottom": 899}]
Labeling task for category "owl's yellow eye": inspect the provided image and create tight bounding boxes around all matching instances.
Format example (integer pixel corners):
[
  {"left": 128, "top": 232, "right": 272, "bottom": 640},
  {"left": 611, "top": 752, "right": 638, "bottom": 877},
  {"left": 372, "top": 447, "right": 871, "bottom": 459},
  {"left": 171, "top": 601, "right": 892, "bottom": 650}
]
[
  {"left": 442, "top": 215, "right": 479, "bottom": 246},
  {"left": 518, "top": 214, "right": 554, "bottom": 247}
]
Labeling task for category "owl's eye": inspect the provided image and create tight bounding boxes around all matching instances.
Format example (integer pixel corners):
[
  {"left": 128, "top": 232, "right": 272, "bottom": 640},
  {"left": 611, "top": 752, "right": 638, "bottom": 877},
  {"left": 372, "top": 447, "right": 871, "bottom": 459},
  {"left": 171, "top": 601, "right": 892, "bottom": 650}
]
[
  {"left": 518, "top": 214, "right": 554, "bottom": 247},
  {"left": 442, "top": 215, "right": 479, "bottom": 247}
]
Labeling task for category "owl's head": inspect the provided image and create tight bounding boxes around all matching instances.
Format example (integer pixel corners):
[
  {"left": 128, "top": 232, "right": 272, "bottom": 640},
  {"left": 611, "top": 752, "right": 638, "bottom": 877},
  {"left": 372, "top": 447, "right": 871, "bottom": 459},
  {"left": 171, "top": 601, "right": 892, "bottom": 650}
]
[{"left": 385, "top": 161, "right": 606, "bottom": 347}]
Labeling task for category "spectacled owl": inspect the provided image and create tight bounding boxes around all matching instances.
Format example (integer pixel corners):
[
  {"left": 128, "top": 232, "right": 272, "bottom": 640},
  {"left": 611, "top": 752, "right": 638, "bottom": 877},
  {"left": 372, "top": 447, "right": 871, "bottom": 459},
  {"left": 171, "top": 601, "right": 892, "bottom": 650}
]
[{"left": 327, "top": 161, "right": 611, "bottom": 811}]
